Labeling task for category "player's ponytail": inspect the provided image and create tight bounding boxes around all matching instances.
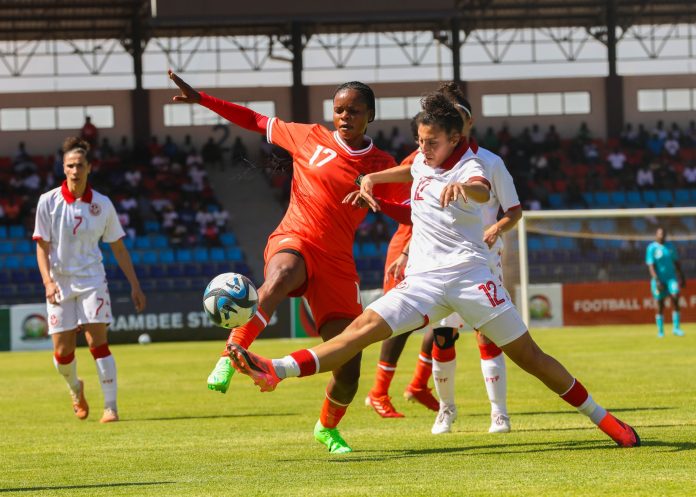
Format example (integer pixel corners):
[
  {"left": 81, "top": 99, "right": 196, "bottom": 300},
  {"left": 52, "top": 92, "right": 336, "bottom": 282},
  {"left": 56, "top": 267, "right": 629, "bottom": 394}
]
[
  {"left": 437, "top": 82, "right": 472, "bottom": 118},
  {"left": 334, "top": 81, "right": 376, "bottom": 122},
  {"left": 62, "top": 136, "right": 90, "bottom": 156},
  {"left": 417, "top": 92, "right": 464, "bottom": 136}
]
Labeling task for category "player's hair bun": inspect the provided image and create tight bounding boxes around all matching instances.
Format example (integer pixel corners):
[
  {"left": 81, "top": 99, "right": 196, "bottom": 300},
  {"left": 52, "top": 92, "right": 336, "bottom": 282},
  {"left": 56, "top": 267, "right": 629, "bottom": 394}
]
[
  {"left": 418, "top": 92, "right": 464, "bottom": 135},
  {"left": 62, "top": 136, "right": 90, "bottom": 154}
]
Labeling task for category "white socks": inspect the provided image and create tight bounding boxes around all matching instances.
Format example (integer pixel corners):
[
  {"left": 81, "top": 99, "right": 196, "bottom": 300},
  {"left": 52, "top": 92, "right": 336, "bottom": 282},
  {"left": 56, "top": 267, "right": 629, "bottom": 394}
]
[
  {"left": 95, "top": 355, "right": 118, "bottom": 411},
  {"left": 272, "top": 356, "right": 300, "bottom": 379},
  {"left": 481, "top": 354, "right": 507, "bottom": 416},
  {"left": 53, "top": 356, "right": 80, "bottom": 393},
  {"left": 432, "top": 359, "right": 456, "bottom": 407}
]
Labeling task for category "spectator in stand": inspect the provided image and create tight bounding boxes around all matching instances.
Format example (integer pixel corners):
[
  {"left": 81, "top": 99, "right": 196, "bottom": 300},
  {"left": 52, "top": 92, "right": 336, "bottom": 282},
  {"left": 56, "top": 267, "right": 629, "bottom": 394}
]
[
  {"left": 669, "top": 122, "right": 681, "bottom": 142},
  {"left": 162, "top": 135, "right": 179, "bottom": 160},
  {"left": 170, "top": 220, "right": 190, "bottom": 247},
  {"left": 202, "top": 137, "right": 223, "bottom": 170},
  {"left": 687, "top": 120, "right": 696, "bottom": 146},
  {"left": 231, "top": 137, "right": 247, "bottom": 167},
  {"left": 576, "top": 122, "right": 592, "bottom": 143},
  {"left": 2, "top": 196, "right": 22, "bottom": 225},
  {"left": 14, "top": 141, "right": 31, "bottom": 164},
  {"left": 80, "top": 116, "right": 99, "bottom": 149},
  {"left": 116, "top": 208, "right": 136, "bottom": 240},
  {"left": 99, "top": 137, "right": 115, "bottom": 160},
  {"left": 161, "top": 204, "right": 179, "bottom": 234},
  {"left": 52, "top": 149, "right": 64, "bottom": 180},
  {"left": 565, "top": 179, "right": 589, "bottom": 209},
  {"left": 664, "top": 133, "right": 680, "bottom": 158},
  {"left": 148, "top": 136, "right": 162, "bottom": 159},
  {"left": 524, "top": 196, "right": 542, "bottom": 211},
  {"left": 151, "top": 150, "right": 171, "bottom": 172},
  {"left": 186, "top": 147, "right": 204, "bottom": 168},
  {"left": 636, "top": 124, "right": 649, "bottom": 148},
  {"left": 211, "top": 203, "right": 229, "bottom": 230},
  {"left": 620, "top": 123, "right": 639, "bottom": 148},
  {"left": 188, "top": 163, "right": 207, "bottom": 191},
  {"left": 124, "top": 167, "right": 142, "bottom": 190},
  {"left": 544, "top": 124, "right": 561, "bottom": 151},
  {"left": 530, "top": 152, "right": 550, "bottom": 181},
  {"left": 497, "top": 124, "right": 511, "bottom": 145},
  {"left": 646, "top": 133, "right": 664, "bottom": 157},
  {"left": 388, "top": 126, "right": 406, "bottom": 156},
  {"left": 683, "top": 161, "right": 696, "bottom": 186},
  {"left": 583, "top": 141, "right": 600, "bottom": 165},
  {"left": 652, "top": 120, "right": 667, "bottom": 140},
  {"left": 530, "top": 124, "right": 545, "bottom": 152},
  {"left": 607, "top": 147, "right": 626, "bottom": 177},
  {"left": 636, "top": 164, "right": 655, "bottom": 190},
  {"left": 117, "top": 136, "right": 132, "bottom": 164},
  {"left": 480, "top": 127, "right": 500, "bottom": 152},
  {"left": 373, "top": 130, "right": 388, "bottom": 151},
  {"left": 202, "top": 221, "right": 221, "bottom": 247}
]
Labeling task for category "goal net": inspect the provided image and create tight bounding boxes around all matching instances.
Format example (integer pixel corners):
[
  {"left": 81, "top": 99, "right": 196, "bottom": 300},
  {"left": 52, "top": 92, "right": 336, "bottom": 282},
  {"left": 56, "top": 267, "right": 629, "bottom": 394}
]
[{"left": 510, "top": 207, "right": 696, "bottom": 328}]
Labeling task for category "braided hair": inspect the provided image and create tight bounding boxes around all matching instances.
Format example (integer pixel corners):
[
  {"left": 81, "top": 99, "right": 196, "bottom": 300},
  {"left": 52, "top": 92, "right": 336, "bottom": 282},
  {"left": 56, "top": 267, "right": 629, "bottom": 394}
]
[{"left": 334, "top": 81, "right": 376, "bottom": 122}]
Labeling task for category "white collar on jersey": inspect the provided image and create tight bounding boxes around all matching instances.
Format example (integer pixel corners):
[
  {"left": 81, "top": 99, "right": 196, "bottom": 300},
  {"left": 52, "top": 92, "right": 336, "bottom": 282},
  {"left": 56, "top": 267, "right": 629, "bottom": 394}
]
[{"left": 332, "top": 131, "right": 373, "bottom": 156}]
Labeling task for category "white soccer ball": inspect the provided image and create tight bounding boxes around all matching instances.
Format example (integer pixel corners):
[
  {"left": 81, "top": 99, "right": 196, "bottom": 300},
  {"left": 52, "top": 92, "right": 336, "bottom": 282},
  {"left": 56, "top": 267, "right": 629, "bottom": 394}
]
[
  {"left": 138, "top": 333, "right": 151, "bottom": 345},
  {"left": 203, "top": 272, "right": 258, "bottom": 328}
]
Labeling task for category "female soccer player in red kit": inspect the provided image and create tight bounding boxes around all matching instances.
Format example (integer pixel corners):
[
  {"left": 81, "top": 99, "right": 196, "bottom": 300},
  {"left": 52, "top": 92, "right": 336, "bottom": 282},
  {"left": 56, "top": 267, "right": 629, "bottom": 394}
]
[
  {"left": 227, "top": 92, "right": 640, "bottom": 450},
  {"left": 169, "top": 71, "right": 404, "bottom": 453}
]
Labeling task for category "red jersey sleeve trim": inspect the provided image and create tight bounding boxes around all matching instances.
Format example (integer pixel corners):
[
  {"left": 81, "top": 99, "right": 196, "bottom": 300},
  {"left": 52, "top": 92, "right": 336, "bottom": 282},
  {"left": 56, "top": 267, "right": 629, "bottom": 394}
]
[
  {"left": 376, "top": 198, "right": 412, "bottom": 225},
  {"left": 199, "top": 92, "right": 269, "bottom": 134},
  {"left": 32, "top": 235, "right": 44, "bottom": 241},
  {"left": 504, "top": 204, "right": 522, "bottom": 213},
  {"left": 467, "top": 176, "right": 491, "bottom": 190}
]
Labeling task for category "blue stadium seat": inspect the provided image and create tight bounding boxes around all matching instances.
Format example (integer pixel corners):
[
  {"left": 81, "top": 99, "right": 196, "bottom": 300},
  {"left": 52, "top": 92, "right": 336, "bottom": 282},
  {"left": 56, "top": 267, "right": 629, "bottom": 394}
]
[
  {"left": 548, "top": 193, "right": 563, "bottom": 209},
  {"left": 356, "top": 258, "right": 369, "bottom": 271},
  {"left": 625, "top": 191, "right": 642, "bottom": 207},
  {"left": 543, "top": 237, "right": 559, "bottom": 250},
  {"left": 176, "top": 248, "right": 193, "bottom": 263},
  {"left": 219, "top": 232, "right": 237, "bottom": 246},
  {"left": 102, "top": 250, "right": 116, "bottom": 266},
  {"left": 361, "top": 242, "right": 378, "bottom": 257},
  {"left": 528, "top": 237, "right": 543, "bottom": 251},
  {"left": 352, "top": 242, "right": 361, "bottom": 258},
  {"left": 150, "top": 264, "right": 167, "bottom": 278},
  {"left": 21, "top": 254, "right": 36, "bottom": 269},
  {"left": 594, "top": 192, "right": 610, "bottom": 207},
  {"left": 0, "top": 226, "right": 7, "bottom": 238},
  {"left": 159, "top": 249, "right": 175, "bottom": 264},
  {"left": 122, "top": 237, "right": 135, "bottom": 250},
  {"left": 657, "top": 189, "right": 673, "bottom": 205},
  {"left": 210, "top": 247, "right": 225, "bottom": 262},
  {"left": 0, "top": 241, "right": 13, "bottom": 254},
  {"left": 185, "top": 263, "right": 203, "bottom": 277},
  {"left": 135, "top": 237, "right": 152, "bottom": 250},
  {"left": 141, "top": 251, "right": 158, "bottom": 265},
  {"left": 674, "top": 189, "right": 691, "bottom": 206},
  {"left": 152, "top": 235, "right": 169, "bottom": 249},
  {"left": 166, "top": 263, "right": 185, "bottom": 278},
  {"left": 609, "top": 191, "right": 626, "bottom": 206},
  {"left": 4, "top": 255, "right": 20, "bottom": 269},
  {"left": 225, "top": 247, "right": 243, "bottom": 261},
  {"left": 193, "top": 247, "right": 209, "bottom": 262},
  {"left": 582, "top": 192, "right": 594, "bottom": 205},
  {"left": 144, "top": 220, "right": 160, "bottom": 233},
  {"left": 642, "top": 190, "right": 658, "bottom": 204},
  {"left": 379, "top": 241, "right": 389, "bottom": 257},
  {"left": 9, "top": 225, "right": 25, "bottom": 239}
]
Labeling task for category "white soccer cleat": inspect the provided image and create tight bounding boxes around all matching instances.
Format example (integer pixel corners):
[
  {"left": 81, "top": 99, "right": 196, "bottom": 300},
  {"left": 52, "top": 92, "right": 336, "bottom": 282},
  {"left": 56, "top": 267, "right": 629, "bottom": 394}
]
[
  {"left": 431, "top": 404, "right": 457, "bottom": 434},
  {"left": 489, "top": 413, "right": 511, "bottom": 433}
]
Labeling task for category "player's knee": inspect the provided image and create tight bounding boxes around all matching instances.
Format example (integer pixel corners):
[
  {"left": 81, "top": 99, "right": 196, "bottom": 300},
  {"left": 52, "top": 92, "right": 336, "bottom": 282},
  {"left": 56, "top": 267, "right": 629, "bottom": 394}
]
[
  {"left": 433, "top": 327, "right": 459, "bottom": 350},
  {"left": 263, "top": 264, "right": 303, "bottom": 296}
]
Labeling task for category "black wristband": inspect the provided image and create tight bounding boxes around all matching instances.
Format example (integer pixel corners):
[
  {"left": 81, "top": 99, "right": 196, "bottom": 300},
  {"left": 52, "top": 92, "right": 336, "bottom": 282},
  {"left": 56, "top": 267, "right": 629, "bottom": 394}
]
[
  {"left": 401, "top": 251, "right": 409, "bottom": 256},
  {"left": 355, "top": 174, "right": 364, "bottom": 186}
]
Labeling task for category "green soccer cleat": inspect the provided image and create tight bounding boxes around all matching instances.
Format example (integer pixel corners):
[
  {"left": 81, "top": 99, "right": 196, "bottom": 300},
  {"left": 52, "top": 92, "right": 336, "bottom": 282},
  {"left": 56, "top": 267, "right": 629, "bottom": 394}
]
[
  {"left": 314, "top": 420, "right": 353, "bottom": 454},
  {"left": 207, "top": 356, "right": 234, "bottom": 393}
]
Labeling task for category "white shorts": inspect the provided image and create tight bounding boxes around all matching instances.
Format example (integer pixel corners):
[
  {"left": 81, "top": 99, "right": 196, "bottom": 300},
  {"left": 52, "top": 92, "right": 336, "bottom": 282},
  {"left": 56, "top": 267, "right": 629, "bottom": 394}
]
[
  {"left": 367, "top": 264, "right": 526, "bottom": 347},
  {"left": 47, "top": 275, "right": 113, "bottom": 334},
  {"left": 438, "top": 245, "right": 509, "bottom": 330}
]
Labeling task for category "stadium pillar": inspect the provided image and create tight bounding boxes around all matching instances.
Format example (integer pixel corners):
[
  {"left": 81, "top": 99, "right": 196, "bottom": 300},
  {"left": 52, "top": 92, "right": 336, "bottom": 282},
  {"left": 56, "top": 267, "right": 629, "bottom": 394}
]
[
  {"left": 130, "top": 12, "right": 150, "bottom": 145},
  {"left": 291, "top": 22, "right": 310, "bottom": 123},
  {"left": 450, "top": 18, "right": 468, "bottom": 99},
  {"left": 605, "top": 0, "right": 623, "bottom": 139}
]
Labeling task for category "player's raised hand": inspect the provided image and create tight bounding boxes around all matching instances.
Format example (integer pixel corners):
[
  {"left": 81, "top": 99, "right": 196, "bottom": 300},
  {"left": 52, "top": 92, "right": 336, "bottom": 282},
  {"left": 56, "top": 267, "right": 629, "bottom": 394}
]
[
  {"left": 358, "top": 174, "right": 381, "bottom": 212},
  {"left": 168, "top": 70, "right": 201, "bottom": 104},
  {"left": 386, "top": 252, "right": 408, "bottom": 282},
  {"left": 343, "top": 190, "right": 369, "bottom": 209},
  {"left": 440, "top": 183, "right": 467, "bottom": 207}
]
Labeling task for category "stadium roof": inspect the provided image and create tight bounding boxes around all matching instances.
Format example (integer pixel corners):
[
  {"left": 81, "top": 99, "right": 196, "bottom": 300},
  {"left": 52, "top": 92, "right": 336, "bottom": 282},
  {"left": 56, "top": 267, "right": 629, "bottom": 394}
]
[{"left": 1, "top": 0, "right": 695, "bottom": 42}]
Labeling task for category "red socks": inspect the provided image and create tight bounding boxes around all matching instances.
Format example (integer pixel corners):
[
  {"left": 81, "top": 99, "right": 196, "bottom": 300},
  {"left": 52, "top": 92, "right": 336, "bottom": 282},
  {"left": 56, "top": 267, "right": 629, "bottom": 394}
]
[
  {"left": 320, "top": 396, "right": 348, "bottom": 429},
  {"left": 89, "top": 343, "right": 111, "bottom": 359},
  {"left": 224, "top": 306, "right": 270, "bottom": 352},
  {"left": 54, "top": 351, "right": 75, "bottom": 364},
  {"left": 409, "top": 352, "right": 434, "bottom": 388},
  {"left": 478, "top": 342, "right": 503, "bottom": 360},
  {"left": 560, "top": 379, "right": 589, "bottom": 407},
  {"left": 370, "top": 361, "right": 397, "bottom": 397}
]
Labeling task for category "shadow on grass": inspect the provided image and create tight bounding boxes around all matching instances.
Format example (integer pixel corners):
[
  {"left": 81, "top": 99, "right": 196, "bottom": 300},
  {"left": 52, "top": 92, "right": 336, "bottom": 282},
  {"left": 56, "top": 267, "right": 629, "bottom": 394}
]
[
  {"left": 457, "top": 406, "right": 674, "bottom": 418},
  {"left": 0, "top": 482, "right": 175, "bottom": 493},
  {"left": 120, "top": 412, "right": 297, "bottom": 422}
]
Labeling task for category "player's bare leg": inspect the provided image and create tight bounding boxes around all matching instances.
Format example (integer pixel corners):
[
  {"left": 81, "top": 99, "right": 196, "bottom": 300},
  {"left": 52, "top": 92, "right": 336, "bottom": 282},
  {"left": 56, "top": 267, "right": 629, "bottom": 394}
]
[
  {"left": 315, "top": 318, "right": 361, "bottom": 453},
  {"left": 208, "top": 251, "right": 306, "bottom": 393},
  {"left": 366, "top": 331, "right": 410, "bottom": 418},
  {"left": 52, "top": 330, "right": 89, "bottom": 420},
  {"left": 476, "top": 331, "right": 510, "bottom": 433},
  {"left": 496, "top": 321, "right": 639, "bottom": 448}
]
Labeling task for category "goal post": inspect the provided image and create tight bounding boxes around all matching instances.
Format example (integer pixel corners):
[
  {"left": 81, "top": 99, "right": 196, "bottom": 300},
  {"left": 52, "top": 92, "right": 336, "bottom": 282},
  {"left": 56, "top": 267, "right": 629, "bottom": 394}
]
[{"left": 516, "top": 206, "right": 696, "bottom": 326}]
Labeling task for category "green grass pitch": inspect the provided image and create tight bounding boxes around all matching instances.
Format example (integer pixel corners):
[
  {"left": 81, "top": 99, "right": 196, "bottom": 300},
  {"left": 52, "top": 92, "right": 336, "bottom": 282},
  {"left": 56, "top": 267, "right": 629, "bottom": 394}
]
[{"left": 1, "top": 325, "right": 695, "bottom": 496}]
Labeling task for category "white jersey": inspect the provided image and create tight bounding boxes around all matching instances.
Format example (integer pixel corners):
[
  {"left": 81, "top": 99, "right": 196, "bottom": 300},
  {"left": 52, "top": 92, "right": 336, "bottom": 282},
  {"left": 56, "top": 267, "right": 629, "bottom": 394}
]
[
  {"left": 406, "top": 143, "right": 490, "bottom": 276},
  {"left": 33, "top": 182, "right": 125, "bottom": 279},
  {"left": 478, "top": 147, "right": 520, "bottom": 229}
]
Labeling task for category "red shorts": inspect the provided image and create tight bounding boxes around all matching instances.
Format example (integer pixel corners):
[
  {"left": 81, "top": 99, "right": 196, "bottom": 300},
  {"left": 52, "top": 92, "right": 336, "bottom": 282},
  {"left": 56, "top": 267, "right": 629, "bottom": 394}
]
[{"left": 264, "top": 232, "right": 362, "bottom": 330}]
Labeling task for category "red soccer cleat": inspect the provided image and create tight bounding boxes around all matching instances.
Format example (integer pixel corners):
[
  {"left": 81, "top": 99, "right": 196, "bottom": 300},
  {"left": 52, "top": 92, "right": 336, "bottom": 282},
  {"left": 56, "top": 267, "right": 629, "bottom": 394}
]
[
  {"left": 403, "top": 385, "right": 439, "bottom": 412},
  {"left": 227, "top": 343, "right": 281, "bottom": 392},
  {"left": 365, "top": 392, "right": 405, "bottom": 418},
  {"left": 598, "top": 412, "right": 641, "bottom": 447}
]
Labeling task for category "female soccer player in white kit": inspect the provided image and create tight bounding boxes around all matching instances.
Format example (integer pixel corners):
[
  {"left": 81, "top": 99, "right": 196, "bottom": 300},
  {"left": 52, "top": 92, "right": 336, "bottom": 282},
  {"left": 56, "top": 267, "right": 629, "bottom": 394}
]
[
  {"left": 33, "top": 137, "right": 146, "bottom": 423},
  {"left": 227, "top": 93, "right": 640, "bottom": 449}
]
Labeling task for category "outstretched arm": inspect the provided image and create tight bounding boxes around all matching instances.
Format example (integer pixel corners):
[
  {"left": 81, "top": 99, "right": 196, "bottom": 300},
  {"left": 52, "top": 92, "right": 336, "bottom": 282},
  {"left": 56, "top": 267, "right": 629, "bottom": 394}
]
[{"left": 169, "top": 70, "right": 268, "bottom": 134}]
